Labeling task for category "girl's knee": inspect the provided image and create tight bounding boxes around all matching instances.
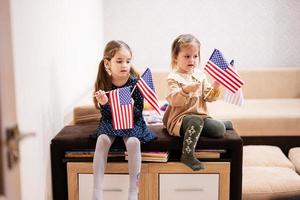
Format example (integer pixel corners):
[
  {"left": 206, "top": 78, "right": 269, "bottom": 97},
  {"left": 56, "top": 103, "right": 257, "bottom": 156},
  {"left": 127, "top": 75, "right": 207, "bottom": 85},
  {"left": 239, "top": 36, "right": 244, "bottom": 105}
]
[
  {"left": 183, "top": 115, "right": 204, "bottom": 133},
  {"left": 96, "top": 134, "right": 111, "bottom": 146},
  {"left": 125, "top": 137, "right": 141, "bottom": 151},
  {"left": 203, "top": 119, "right": 225, "bottom": 138},
  {"left": 214, "top": 124, "right": 225, "bottom": 138},
  {"left": 222, "top": 120, "right": 234, "bottom": 130}
]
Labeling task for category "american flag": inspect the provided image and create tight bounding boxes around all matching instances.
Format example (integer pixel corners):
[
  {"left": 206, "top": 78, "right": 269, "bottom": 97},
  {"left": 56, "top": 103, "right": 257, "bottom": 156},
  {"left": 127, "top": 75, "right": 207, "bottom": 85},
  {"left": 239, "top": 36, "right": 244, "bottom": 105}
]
[
  {"left": 222, "top": 60, "right": 245, "bottom": 106},
  {"left": 108, "top": 86, "right": 134, "bottom": 130},
  {"left": 204, "top": 49, "right": 244, "bottom": 93},
  {"left": 136, "top": 68, "right": 161, "bottom": 115}
]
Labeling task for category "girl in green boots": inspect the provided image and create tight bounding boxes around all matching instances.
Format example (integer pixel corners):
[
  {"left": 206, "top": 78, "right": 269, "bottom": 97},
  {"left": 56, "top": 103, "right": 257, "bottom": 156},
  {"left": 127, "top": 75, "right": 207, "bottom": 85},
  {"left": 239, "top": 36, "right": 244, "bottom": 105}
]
[{"left": 163, "top": 34, "right": 232, "bottom": 170}]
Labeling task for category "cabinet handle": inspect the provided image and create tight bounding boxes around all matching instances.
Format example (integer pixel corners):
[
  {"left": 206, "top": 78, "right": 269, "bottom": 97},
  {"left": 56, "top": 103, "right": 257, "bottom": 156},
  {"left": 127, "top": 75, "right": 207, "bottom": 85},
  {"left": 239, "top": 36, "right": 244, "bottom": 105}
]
[
  {"left": 103, "top": 189, "right": 123, "bottom": 192},
  {"left": 174, "top": 188, "right": 204, "bottom": 192}
]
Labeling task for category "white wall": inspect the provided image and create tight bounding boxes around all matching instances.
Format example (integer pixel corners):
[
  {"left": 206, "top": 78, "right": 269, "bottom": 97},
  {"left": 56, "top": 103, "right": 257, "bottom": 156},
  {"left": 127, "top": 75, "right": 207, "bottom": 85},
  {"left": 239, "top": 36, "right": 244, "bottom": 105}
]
[
  {"left": 6, "top": 0, "right": 300, "bottom": 199},
  {"left": 9, "top": 0, "right": 103, "bottom": 199},
  {"left": 103, "top": 0, "right": 300, "bottom": 70}
]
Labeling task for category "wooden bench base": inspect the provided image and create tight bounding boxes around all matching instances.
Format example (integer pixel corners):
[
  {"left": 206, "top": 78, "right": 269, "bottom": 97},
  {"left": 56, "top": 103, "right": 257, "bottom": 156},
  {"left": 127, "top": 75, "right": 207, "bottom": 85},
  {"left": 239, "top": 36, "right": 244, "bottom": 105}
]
[{"left": 67, "top": 162, "right": 230, "bottom": 200}]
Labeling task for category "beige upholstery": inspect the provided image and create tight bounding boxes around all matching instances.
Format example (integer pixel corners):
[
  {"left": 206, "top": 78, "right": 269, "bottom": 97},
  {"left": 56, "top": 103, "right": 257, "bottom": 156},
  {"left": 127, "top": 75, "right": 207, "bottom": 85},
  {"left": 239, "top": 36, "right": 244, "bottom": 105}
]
[
  {"left": 243, "top": 145, "right": 295, "bottom": 170},
  {"left": 152, "top": 68, "right": 300, "bottom": 100},
  {"left": 243, "top": 166, "right": 300, "bottom": 200},
  {"left": 152, "top": 68, "right": 300, "bottom": 136},
  {"left": 289, "top": 147, "right": 300, "bottom": 174},
  {"left": 72, "top": 68, "right": 300, "bottom": 137},
  {"left": 208, "top": 99, "right": 300, "bottom": 136},
  {"left": 237, "top": 68, "right": 300, "bottom": 99},
  {"left": 73, "top": 106, "right": 100, "bottom": 124},
  {"left": 242, "top": 145, "right": 300, "bottom": 200}
]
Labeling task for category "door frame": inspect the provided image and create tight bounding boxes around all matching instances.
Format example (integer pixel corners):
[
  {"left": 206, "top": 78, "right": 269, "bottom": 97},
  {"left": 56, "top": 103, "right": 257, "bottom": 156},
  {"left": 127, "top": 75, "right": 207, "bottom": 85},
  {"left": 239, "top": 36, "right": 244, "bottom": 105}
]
[
  {"left": 0, "top": 0, "right": 21, "bottom": 199},
  {"left": 0, "top": 89, "right": 3, "bottom": 195}
]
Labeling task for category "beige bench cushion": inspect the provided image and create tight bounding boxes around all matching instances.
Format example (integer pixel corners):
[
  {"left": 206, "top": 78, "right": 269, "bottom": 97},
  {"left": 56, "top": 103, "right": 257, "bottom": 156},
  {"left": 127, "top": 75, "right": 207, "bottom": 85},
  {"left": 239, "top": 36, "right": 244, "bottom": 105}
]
[
  {"left": 72, "top": 68, "right": 300, "bottom": 136},
  {"left": 73, "top": 99, "right": 300, "bottom": 136},
  {"left": 152, "top": 68, "right": 300, "bottom": 99},
  {"left": 243, "top": 145, "right": 295, "bottom": 170},
  {"left": 237, "top": 68, "right": 300, "bottom": 99},
  {"left": 289, "top": 147, "right": 300, "bottom": 174},
  {"left": 243, "top": 166, "right": 300, "bottom": 200},
  {"left": 73, "top": 105, "right": 100, "bottom": 124},
  {"left": 208, "top": 99, "right": 300, "bottom": 136}
]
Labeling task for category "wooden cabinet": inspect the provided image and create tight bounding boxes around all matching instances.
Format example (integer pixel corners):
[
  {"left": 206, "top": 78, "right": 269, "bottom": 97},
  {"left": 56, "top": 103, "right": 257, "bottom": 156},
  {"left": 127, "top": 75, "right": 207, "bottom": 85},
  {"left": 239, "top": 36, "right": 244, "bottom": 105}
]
[
  {"left": 67, "top": 162, "right": 230, "bottom": 200},
  {"left": 159, "top": 174, "right": 219, "bottom": 200},
  {"left": 78, "top": 174, "right": 129, "bottom": 200},
  {"left": 67, "top": 163, "right": 148, "bottom": 200}
]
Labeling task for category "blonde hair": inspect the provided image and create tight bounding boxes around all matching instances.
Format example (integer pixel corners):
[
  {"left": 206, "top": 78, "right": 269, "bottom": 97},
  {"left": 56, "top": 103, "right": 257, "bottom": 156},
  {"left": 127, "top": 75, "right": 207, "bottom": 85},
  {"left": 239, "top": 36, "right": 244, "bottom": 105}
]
[
  {"left": 93, "top": 40, "right": 139, "bottom": 108},
  {"left": 171, "top": 34, "right": 201, "bottom": 68}
]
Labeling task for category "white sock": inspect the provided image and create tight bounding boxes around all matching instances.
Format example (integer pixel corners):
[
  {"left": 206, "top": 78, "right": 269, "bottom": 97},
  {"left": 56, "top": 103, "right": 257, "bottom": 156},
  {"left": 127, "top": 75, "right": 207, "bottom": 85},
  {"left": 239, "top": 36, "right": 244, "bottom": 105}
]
[
  {"left": 123, "top": 137, "right": 141, "bottom": 200},
  {"left": 92, "top": 189, "right": 103, "bottom": 200},
  {"left": 128, "top": 190, "right": 138, "bottom": 200},
  {"left": 92, "top": 134, "right": 115, "bottom": 200}
]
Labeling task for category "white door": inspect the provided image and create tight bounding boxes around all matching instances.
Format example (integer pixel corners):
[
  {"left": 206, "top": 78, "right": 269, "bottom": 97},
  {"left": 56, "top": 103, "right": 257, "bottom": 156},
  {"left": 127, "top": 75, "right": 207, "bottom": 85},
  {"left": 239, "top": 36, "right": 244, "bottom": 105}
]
[{"left": 0, "top": 0, "right": 22, "bottom": 199}]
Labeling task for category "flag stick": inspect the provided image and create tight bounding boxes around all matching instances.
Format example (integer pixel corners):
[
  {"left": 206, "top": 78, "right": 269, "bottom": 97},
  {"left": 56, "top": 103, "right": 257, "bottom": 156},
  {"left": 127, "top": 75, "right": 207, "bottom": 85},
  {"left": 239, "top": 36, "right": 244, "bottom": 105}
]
[
  {"left": 92, "top": 85, "right": 134, "bottom": 97},
  {"left": 130, "top": 85, "right": 137, "bottom": 95},
  {"left": 203, "top": 88, "right": 213, "bottom": 100},
  {"left": 91, "top": 91, "right": 109, "bottom": 98}
]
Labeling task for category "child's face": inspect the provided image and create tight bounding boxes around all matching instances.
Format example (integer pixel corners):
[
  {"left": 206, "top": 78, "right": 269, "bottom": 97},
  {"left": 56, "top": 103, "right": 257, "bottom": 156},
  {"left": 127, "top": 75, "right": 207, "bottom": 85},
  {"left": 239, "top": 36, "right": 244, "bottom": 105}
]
[
  {"left": 107, "top": 47, "right": 132, "bottom": 79},
  {"left": 175, "top": 43, "right": 199, "bottom": 73}
]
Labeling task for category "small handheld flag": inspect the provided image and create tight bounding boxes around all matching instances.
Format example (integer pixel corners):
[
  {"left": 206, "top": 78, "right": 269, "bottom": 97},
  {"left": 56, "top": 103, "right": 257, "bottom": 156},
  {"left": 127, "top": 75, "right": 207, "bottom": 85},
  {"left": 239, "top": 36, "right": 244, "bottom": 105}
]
[
  {"left": 136, "top": 68, "right": 161, "bottom": 115},
  {"left": 204, "top": 49, "right": 244, "bottom": 93},
  {"left": 108, "top": 86, "right": 134, "bottom": 130},
  {"left": 222, "top": 60, "right": 245, "bottom": 106}
]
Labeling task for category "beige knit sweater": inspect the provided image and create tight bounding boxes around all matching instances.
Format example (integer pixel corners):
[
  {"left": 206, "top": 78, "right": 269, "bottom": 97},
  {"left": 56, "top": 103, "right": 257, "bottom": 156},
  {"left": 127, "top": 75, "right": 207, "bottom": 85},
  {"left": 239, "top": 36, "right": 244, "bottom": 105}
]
[{"left": 162, "top": 70, "right": 220, "bottom": 136}]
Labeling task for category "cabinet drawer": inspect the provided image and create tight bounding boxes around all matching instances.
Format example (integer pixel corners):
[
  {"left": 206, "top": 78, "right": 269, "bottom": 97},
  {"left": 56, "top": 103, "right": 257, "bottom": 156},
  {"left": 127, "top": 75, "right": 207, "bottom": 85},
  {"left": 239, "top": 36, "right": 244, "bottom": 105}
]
[
  {"left": 159, "top": 174, "right": 219, "bottom": 200},
  {"left": 79, "top": 174, "right": 129, "bottom": 200}
]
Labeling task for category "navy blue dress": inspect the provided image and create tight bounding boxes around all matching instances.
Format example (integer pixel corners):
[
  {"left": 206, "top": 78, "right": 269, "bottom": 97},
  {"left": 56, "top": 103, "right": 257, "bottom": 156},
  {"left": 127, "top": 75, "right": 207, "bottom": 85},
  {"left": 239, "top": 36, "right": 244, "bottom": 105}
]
[{"left": 93, "top": 76, "right": 157, "bottom": 143}]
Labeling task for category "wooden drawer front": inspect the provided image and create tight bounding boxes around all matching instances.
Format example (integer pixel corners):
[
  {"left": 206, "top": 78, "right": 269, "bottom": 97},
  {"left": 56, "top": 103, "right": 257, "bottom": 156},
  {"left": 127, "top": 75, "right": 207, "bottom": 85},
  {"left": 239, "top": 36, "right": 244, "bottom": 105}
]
[
  {"left": 159, "top": 174, "right": 219, "bottom": 200},
  {"left": 78, "top": 174, "right": 129, "bottom": 200}
]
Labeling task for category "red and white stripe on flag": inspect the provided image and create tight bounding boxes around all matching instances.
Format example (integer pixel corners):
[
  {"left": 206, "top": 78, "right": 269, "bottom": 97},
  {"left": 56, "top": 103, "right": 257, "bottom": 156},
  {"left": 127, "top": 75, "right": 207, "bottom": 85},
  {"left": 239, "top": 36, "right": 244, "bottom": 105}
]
[
  {"left": 108, "top": 87, "right": 134, "bottom": 130},
  {"left": 222, "top": 60, "right": 245, "bottom": 106},
  {"left": 204, "top": 49, "right": 244, "bottom": 93},
  {"left": 136, "top": 78, "right": 160, "bottom": 114},
  {"left": 136, "top": 72, "right": 161, "bottom": 115},
  {"left": 223, "top": 87, "right": 244, "bottom": 106},
  {"left": 205, "top": 61, "right": 244, "bottom": 93}
]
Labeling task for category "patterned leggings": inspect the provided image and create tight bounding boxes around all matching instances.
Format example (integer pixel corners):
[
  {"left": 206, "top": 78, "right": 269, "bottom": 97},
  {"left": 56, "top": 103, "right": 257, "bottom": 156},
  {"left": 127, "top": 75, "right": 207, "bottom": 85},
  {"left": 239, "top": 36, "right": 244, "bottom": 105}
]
[{"left": 180, "top": 115, "right": 226, "bottom": 138}]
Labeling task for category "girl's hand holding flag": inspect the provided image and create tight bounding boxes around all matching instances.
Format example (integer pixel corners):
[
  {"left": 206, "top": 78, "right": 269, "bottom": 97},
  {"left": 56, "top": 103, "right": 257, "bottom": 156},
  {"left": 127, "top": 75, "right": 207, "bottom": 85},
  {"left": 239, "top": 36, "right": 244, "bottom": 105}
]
[{"left": 95, "top": 90, "right": 108, "bottom": 105}]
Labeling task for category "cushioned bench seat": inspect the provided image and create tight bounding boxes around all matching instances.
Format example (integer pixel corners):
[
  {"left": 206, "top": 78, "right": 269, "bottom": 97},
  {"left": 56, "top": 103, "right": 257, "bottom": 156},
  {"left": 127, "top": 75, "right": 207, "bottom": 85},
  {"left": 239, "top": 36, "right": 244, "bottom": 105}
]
[
  {"left": 243, "top": 166, "right": 300, "bottom": 200},
  {"left": 243, "top": 145, "right": 295, "bottom": 170},
  {"left": 51, "top": 123, "right": 243, "bottom": 200},
  {"left": 72, "top": 98, "right": 300, "bottom": 137},
  {"left": 208, "top": 99, "right": 300, "bottom": 136},
  {"left": 289, "top": 147, "right": 300, "bottom": 174},
  {"left": 71, "top": 68, "right": 300, "bottom": 137},
  {"left": 73, "top": 98, "right": 300, "bottom": 138},
  {"left": 52, "top": 123, "right": 242, "bottom": 155},
  {"left": 152, "top": 67, "right": 300, "bottom": 137},
  {"left": 243, "top": 145, "right": 300, "bottom": 200}
]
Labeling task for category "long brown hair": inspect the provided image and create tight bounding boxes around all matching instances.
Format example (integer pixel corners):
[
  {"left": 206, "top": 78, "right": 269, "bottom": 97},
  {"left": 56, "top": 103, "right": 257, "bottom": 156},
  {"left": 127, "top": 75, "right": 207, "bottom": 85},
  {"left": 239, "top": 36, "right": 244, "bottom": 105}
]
[
  {"left": 94, "top": 40, "right": 139, "bottom": 108},
  {"left": 171, "top": 34, "right": 201, "bottom": 69}
]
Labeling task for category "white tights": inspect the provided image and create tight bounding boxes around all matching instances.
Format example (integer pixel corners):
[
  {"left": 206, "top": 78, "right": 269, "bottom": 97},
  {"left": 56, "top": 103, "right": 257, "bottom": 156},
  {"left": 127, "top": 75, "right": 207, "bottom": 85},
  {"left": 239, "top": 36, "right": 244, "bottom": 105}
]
[{"left": 92, "top": 134, "right": 141, "bottom": 200}]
